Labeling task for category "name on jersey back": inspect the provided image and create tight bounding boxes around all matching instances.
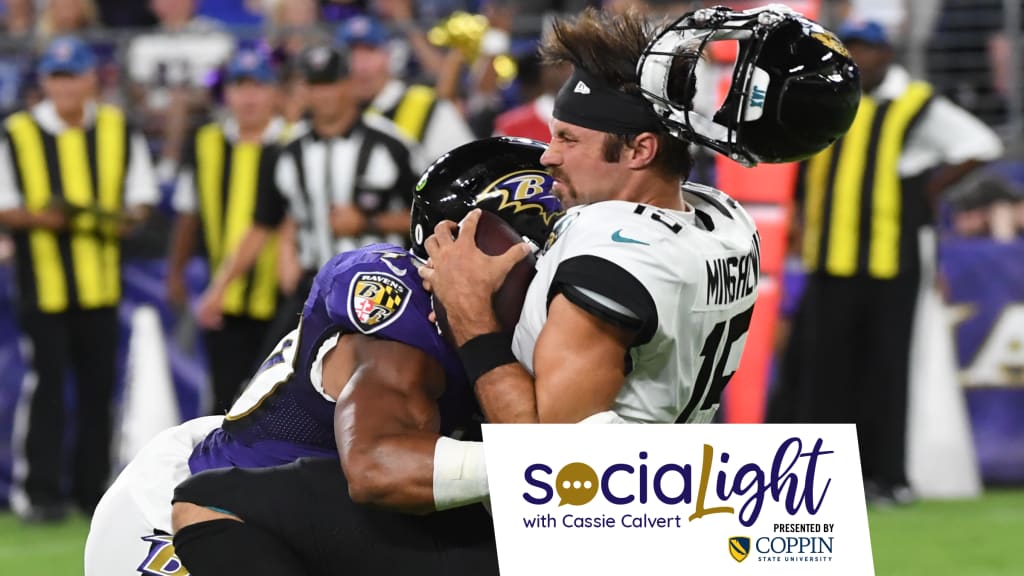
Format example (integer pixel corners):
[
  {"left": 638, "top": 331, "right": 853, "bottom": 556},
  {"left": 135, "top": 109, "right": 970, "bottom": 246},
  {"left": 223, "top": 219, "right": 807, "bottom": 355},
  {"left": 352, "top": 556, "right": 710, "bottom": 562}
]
[{"left": 702, "top": 234, "right": 760, "bottom": 309}]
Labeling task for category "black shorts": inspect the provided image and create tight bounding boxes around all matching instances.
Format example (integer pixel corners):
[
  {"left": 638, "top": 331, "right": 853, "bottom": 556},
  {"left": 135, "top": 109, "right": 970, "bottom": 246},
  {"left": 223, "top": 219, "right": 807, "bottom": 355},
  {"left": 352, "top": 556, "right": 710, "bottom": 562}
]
[{"left": 173, "top": 457, "right": 498, "bottom": 576}]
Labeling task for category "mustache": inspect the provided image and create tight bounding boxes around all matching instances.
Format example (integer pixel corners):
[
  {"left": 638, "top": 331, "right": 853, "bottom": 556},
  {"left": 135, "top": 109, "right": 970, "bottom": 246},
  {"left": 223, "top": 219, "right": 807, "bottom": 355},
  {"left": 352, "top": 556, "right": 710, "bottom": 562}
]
[{"left": 546, "top": 169, "right": 576, "bottom": 201}]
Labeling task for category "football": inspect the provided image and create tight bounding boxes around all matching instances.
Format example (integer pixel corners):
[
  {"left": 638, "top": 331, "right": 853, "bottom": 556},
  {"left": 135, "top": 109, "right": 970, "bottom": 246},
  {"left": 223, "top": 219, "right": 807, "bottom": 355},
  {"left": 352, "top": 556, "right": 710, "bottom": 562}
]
[{"left": 433, "top": 210, "right": 536, "bottom": 345}]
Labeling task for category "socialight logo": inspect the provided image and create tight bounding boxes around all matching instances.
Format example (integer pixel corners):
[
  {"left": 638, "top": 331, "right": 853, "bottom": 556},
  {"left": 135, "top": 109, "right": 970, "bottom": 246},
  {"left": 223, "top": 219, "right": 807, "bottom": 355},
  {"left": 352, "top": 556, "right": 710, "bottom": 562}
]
[
  {"left": 522, "top": 438, "right": 833, "bottom": 527},
  {"left": 481, "top": 424, "right": 875, "bottom": 575},
  {"left": 554, "top": 462, "right": 599, "bottom": 506}
]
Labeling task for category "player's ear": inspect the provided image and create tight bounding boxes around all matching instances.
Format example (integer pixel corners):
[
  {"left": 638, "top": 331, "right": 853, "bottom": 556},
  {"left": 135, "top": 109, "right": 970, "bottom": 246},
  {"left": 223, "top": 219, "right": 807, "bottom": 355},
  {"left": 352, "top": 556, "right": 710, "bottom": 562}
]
[{"left": 626, "top": 132, "right": 659, "bottom": 170}]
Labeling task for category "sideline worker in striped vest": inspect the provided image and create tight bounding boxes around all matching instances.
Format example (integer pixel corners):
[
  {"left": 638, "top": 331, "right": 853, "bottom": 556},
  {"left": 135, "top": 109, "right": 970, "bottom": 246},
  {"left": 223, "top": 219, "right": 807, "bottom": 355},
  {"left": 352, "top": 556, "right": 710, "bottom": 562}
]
[
  {"left": 167, "top": 48, "right": 287, "bottom": 415},
  {"left": 768, "top": 21, "right": 1003, "bottom": 506},
  {"left": 338, "top": 15, "right": 475, "bottom": 164},
  {"left": 0, "top": 36, "right": 158, "bottom": 521}
]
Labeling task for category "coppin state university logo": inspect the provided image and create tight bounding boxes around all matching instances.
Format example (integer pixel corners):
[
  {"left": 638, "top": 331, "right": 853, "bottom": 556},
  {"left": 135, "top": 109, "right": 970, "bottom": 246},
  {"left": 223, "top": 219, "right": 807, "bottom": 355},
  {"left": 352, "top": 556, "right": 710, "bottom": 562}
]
[{"left": 729, "top": 536, "right": 751, "bottom": 563}]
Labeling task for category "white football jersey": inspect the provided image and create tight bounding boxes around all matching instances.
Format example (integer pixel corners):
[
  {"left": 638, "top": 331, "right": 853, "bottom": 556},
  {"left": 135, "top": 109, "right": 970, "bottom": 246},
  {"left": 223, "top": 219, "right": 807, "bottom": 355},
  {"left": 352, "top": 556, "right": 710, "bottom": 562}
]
[{"left": 513, "top": 183, "right": 760, "bottom": 424}]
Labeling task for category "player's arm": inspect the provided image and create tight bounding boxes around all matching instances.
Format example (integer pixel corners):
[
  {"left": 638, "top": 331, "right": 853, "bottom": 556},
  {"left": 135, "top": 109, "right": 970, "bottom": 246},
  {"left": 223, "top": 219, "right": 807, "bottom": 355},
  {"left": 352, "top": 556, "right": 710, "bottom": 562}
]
[
  {"left": 276, "top": 216, "right": 302, "bottom": 296},
  {"left": 196, "top": 147, "right": 291, "bottom": 327},
  {"left": 167, "top": 213, "right": 198, "bottom": 305},
  {"left": 206, "top": 224, "right": 274, "bottom": 293},
  {"left": 195, "top": 224, "right": 274, "bottom": 328},
  {"left": 367, "top": 133, "right": 420, "bottom": 236},
  {"left": 478, "top": 294, "right": 633, "bottom": 424},
  {"left": 0, "top": 206, "right": 67, "bottom": 230},
  {"left": 0, "top": 134, "right": 66, "bottom": 230},
  {"left": 119, "top": 127, "right": 159, "bottom": 234},
  {"left": 206, "top": 151, "right": 289, "bottom": 295},
  {"left": 166, "top": 147, "right": 200, "bottom": 307},
  {"left": 422, "top": 211, "right": 640, "bottom": 423},
  {"left": 332, "top": 334, "right": 486, "bottom": 514}
]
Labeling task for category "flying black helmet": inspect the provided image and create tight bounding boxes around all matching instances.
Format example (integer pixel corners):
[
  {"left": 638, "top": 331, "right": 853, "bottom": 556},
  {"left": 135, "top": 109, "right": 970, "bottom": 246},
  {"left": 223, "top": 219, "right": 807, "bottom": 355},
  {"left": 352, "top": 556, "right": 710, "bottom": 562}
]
[{"left": 638, "top": 4, "right": 862, "bottom": 166}]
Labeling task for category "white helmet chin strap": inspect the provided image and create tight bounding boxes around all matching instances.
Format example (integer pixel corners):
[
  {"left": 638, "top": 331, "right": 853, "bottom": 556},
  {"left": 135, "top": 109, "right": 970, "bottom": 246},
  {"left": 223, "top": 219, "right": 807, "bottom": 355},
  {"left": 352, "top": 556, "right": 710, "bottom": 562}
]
[{"left": 637, "top": 4, "right": 807, "bottom": 166}]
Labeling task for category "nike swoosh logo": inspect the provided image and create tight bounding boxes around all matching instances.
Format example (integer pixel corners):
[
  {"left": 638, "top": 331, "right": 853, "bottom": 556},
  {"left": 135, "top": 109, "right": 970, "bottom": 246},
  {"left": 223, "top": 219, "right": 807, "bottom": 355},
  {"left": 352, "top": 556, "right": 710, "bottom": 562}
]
[
  {"left": 611, "top": 229, "right": 649, "bottom": 246},
  {"left": 380, "top": 257, "right": 408, "bottom": 276}
]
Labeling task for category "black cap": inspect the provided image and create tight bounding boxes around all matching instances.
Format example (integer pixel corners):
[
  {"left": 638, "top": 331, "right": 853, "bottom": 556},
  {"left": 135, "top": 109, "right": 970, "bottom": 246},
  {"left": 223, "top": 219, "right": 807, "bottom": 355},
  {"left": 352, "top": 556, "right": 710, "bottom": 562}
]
[{"left": 299, "top": 43, "right": 349, "bottom": 84}]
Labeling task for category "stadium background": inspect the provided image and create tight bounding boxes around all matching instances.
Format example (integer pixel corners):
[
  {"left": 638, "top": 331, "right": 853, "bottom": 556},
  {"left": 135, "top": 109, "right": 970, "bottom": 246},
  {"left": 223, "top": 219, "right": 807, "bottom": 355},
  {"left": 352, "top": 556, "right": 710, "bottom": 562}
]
[{"left": 0, "top": 0, "right": 1021, "bottom": 574}]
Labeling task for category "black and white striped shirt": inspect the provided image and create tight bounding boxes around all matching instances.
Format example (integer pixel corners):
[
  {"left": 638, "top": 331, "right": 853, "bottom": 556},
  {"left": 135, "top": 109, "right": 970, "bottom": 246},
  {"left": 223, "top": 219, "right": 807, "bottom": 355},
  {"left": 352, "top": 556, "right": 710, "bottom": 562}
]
[{"left": 255, "top": 114, "right": 422, "bottom": 271}]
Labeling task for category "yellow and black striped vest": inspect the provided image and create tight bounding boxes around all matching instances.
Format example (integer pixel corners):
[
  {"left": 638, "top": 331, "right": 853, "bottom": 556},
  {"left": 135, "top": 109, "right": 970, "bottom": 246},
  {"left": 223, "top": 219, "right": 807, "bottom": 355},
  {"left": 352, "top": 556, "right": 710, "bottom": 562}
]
[
  {"left": 374, "top": 84, "right": 437, "bottom": 143},
  {"left": 194, "top": 122, "right": 278, "bottom": 320},
  {"left": 801, "top": 81, "right": 934, "bottom": 279},
  {"left": 5, "top": 104, "right": 128, "bottom": 312}
]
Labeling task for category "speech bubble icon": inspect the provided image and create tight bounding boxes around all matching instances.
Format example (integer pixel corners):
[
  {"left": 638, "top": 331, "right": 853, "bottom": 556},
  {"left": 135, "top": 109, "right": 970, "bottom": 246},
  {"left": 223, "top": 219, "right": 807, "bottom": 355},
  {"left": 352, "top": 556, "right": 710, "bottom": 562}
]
[{"left": 555, "top": 462, "right": 598, "bottom": 506}]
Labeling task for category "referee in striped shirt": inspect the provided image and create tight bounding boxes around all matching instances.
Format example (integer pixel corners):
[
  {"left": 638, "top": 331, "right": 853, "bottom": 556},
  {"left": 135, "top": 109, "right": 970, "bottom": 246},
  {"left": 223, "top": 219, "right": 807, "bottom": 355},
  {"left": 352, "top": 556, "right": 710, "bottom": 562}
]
[{"left": 196, "top": 42, "right": 421, "bottom": 354}]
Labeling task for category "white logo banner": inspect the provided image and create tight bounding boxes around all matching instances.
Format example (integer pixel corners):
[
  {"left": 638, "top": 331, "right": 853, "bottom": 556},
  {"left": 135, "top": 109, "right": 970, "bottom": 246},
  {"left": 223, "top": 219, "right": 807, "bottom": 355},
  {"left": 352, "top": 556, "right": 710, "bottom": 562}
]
[{"left": 482, "top": 424, "right": 874, "bottom": 575}]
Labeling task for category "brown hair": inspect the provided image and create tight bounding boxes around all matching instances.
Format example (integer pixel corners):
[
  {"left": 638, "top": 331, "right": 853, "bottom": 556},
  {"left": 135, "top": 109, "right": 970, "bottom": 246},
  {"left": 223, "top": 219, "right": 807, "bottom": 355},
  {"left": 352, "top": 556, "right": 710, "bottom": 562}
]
[{"left": 541, "top": 7, "right": 697, "bottom": 180}]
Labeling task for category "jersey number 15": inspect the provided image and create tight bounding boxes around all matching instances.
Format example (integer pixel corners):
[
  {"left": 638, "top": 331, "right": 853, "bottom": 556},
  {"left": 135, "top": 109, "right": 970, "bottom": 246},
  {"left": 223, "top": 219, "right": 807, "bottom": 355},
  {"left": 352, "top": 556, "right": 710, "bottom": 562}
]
[{"left": 676, "top": 304, "right": 754, "bottom": 423}]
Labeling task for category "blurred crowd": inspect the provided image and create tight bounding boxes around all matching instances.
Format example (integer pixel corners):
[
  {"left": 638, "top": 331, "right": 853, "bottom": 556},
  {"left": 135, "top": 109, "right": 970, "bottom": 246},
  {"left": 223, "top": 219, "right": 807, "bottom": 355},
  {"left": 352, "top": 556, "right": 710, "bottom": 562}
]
[{"left": 0, "top": 0, "right": 1019, "bottom": 243}]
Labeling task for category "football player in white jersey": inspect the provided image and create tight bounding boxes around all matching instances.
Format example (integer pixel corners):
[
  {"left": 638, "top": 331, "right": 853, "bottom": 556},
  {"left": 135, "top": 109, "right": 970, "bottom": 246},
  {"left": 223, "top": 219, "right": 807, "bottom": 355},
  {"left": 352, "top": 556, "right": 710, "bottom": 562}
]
[{"left": 420, "top": 5, "right": 860, "bottom": 426}]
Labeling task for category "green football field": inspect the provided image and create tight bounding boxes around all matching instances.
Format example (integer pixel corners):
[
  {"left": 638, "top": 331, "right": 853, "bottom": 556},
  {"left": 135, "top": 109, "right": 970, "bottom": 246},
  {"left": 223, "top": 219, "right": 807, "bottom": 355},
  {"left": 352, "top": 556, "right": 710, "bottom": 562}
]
[{"left": 1, "top": 490, "right": 1022, "bottom": 575}]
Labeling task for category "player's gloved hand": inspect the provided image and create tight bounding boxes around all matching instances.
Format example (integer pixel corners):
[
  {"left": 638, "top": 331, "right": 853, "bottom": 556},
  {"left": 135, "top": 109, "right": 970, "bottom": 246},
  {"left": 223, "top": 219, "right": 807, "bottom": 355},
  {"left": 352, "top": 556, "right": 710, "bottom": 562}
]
[
  {"left": 195, "top": 285, "right": 225, "bottom": 330},
  {"left": 420, "top": 209, "right": 530, "bottom": 345}
]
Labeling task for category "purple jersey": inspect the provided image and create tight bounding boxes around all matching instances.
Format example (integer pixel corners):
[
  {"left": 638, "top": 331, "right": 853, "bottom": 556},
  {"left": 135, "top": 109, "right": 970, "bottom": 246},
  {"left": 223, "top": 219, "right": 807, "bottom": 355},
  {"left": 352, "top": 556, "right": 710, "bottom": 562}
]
[{"left": 188, "top": 244, "right": 475, "bottom": 474}]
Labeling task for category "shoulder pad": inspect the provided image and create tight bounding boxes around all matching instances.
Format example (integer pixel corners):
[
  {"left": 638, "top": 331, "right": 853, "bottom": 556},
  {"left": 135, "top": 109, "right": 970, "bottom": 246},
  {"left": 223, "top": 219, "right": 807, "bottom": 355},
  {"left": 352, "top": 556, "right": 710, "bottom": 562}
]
[{"left": 316, "top": 245, "right": 425, "bottom": 336}]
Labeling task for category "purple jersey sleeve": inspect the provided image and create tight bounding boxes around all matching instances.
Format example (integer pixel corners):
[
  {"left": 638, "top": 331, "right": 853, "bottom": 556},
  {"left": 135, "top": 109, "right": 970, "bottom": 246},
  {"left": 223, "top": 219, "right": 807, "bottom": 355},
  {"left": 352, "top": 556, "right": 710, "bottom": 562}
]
[{"left": 309, "top": 244, "right": 451, "bottom": 365}]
